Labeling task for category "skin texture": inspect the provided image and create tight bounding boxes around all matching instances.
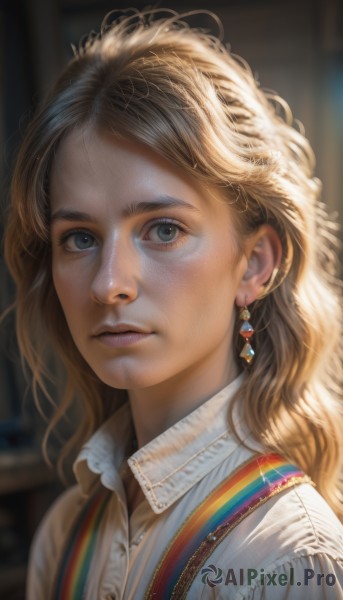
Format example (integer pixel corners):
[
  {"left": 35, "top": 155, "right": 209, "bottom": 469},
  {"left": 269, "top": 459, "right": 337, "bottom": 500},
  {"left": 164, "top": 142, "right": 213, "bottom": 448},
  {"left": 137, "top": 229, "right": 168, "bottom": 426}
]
[{"left": 50, "top": 126, "right": 280, "bottom": 448}]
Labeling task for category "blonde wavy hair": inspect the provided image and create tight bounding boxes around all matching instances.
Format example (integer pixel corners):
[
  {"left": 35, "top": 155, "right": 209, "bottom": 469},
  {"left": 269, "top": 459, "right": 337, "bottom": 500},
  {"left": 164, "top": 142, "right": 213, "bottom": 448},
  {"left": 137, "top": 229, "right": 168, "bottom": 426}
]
[{"left": 4, "top": 9, "right": 343, "bottom": 517}]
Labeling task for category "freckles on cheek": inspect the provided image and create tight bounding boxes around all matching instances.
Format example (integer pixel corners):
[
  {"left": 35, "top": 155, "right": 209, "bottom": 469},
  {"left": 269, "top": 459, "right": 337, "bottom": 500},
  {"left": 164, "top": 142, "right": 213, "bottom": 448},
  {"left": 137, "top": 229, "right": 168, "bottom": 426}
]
[
  {"left": 51, "top": 266, "right": 62, "bottom": 300},
  {"left": 52, "top": 266, "right": 80, "bottom": 308},
  {"left": 151, "top": 241, "right": 233, "bottom": 292},
  {"left": 151, "top": 257, "right": 201, "bottom": 291}
]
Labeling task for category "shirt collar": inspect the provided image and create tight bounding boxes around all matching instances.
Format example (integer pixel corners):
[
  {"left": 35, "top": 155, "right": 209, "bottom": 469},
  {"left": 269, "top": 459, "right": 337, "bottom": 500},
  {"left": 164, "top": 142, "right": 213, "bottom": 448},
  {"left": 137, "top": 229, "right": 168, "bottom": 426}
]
[
  {"left": 74, "top": 374, "right": 260, "bottom": 512},
  {"left": 73, "top": 401, "right": 134, "bottom": 497}
]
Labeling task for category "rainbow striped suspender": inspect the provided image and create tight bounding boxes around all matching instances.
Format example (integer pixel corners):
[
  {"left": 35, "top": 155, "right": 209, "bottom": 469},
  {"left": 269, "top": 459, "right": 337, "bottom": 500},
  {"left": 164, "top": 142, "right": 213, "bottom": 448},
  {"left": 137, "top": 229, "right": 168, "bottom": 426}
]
[
  {"left": 52, "top": 487, "right": 111, "bottom": 600},
  {"left": 52, "top": 453, "right": 310, "bottom": 600},
  {"left": 145, "top": 453, "right": 311, "bottom": 599}
]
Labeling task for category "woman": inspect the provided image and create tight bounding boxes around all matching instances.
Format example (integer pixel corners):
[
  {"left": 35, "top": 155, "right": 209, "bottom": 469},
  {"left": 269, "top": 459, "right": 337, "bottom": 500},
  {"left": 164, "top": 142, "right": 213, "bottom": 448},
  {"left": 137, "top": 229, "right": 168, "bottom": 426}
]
[{"left": 4, "top": 8, "right": 343, "bottom": 599}]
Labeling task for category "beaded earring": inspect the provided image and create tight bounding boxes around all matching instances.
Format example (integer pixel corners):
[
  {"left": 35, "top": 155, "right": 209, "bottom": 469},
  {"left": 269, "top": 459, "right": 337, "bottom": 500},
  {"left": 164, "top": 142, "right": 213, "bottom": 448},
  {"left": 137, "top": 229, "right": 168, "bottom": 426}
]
[{"left": 239, "top": 306, "right": 255, "bottom": 364}]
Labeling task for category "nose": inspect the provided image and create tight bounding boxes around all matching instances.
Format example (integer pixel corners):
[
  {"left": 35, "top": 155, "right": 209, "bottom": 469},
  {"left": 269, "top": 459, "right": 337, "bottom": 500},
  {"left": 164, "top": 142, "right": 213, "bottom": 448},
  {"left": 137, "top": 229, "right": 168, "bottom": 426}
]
[{"left": 90, "top": 237, "right": 139, "bottom": 305}]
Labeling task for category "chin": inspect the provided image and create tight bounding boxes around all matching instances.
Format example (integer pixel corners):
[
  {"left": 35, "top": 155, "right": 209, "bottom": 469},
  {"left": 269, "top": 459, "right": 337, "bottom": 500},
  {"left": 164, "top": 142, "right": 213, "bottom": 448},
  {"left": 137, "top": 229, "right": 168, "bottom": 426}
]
[{"left": 89, "top": 362, "right": 162, "bottom": 391}]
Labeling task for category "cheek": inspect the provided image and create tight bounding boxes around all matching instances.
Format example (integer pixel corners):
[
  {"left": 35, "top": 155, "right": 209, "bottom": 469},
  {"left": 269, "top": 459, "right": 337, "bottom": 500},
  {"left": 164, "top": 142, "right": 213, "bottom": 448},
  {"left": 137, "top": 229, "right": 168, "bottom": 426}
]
[
  {"left": 147, "top": 241, "right": 241, "bottom": 320},
  {"left": 52, "top": 263, "right": 87, "bottom": 318},
  {"left": 173, "top": 240, "right": 240, "bottom": 290}
]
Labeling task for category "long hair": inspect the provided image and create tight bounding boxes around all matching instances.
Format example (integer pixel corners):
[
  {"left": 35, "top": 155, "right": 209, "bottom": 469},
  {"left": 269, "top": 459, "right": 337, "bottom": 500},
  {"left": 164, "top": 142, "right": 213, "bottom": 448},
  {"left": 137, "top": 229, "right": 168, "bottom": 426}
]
[{"left": 4, "top": 9, "right": 343, "bottom": 517}]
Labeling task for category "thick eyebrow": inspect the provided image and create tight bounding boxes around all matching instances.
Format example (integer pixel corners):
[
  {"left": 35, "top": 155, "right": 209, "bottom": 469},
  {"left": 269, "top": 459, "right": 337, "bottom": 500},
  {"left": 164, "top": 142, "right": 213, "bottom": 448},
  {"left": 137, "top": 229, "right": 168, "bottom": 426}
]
[
  {"left": 50, "top": 196, "right": 200, "bottom": 224},
  {"left": 50, "top": 209, "right": 93, "bottom": 224},
  {"left": 123, "top": 196, "right": 201, "bottom": 216}
]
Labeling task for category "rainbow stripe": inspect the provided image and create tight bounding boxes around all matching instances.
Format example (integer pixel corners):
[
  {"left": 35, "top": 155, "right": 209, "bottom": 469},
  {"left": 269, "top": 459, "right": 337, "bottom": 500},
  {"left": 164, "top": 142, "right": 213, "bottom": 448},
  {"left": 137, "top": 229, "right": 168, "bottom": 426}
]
[
  {"left": 53, "top": 487, "right": 111, "bottom": 600},
  {"left": 146, "top": 453, "right": 310, "bottom": 599}
]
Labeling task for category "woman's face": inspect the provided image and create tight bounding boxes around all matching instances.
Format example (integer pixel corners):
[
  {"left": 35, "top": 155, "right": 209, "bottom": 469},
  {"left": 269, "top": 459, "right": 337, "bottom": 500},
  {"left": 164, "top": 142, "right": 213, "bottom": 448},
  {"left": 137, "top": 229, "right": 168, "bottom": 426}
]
[{"left": 50, "top": 127, "right": 248, "bottom": 396}]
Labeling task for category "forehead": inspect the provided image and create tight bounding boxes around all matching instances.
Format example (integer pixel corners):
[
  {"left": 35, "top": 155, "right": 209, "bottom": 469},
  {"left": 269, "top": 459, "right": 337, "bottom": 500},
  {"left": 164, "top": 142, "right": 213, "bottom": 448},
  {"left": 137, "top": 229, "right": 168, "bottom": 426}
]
[
  {"left": 51, "top": 127, "right": 202, "bottom": 197},
  {"left": 49, "top": 126, "right": 239, "bottom": 232}
]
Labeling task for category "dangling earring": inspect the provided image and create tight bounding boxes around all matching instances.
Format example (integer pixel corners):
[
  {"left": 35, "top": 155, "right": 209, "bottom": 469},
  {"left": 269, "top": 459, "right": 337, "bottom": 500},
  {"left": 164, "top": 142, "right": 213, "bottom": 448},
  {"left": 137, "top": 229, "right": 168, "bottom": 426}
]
[{"left": 239, "top": 306, "right": 255, "bottom": 364}]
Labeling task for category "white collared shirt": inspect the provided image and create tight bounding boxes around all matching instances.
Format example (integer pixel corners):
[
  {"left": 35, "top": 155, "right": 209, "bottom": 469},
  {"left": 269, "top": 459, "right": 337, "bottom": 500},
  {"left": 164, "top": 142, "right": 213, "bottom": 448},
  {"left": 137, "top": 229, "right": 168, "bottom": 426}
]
[{"left": 27, "top": 376, "right": 343, "bottom": 599}]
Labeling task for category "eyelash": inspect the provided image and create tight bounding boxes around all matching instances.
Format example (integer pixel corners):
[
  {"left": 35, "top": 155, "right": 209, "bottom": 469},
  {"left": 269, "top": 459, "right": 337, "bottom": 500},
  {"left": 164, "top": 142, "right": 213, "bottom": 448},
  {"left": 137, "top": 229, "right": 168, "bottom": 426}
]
[
  {"left": 143, "top": 218, "right": 187, "bottom": 248},
  {"left": 57, "top": 218, "right": 188, "bottom": 251},
  {"left": 58, "top": 228, "right": 96, "bottom": 250}
]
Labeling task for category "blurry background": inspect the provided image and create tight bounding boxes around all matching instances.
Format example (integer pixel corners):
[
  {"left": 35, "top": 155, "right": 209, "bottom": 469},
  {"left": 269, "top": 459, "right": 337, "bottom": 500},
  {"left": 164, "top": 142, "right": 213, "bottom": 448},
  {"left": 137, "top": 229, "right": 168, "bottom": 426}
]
[{"left": 0, "top": 0, "right": 342, "bottom": 597}]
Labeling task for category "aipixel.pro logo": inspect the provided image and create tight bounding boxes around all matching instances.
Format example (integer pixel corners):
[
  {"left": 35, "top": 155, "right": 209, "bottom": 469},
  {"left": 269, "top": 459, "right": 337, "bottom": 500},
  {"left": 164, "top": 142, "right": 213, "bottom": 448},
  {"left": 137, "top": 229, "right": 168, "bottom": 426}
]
[
  {"left": 200, "top": 565, "right": 338, "bottom": 589},
  {"left": 201, "top": 564, "right": 224, "bottom": 587}
]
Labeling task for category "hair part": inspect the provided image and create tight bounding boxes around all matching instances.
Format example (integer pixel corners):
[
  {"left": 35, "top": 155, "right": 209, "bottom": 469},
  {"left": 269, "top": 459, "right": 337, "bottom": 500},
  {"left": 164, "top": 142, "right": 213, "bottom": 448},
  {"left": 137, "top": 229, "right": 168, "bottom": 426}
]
[{"left": 4, "top": 9, "right": 343, "bottom": 515}]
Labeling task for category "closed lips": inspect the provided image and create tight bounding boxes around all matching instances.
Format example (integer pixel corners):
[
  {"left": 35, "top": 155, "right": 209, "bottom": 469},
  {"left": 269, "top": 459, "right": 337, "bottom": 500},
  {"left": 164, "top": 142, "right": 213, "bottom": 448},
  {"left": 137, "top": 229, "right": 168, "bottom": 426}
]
[{"left": 92, "top": 324, "right": 151, "bottom": 336}]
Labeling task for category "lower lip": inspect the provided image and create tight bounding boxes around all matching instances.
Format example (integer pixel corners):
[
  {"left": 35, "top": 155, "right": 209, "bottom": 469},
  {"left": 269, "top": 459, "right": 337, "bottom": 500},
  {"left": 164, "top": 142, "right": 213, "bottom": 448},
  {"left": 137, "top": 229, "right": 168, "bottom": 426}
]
[{"left": 94, "top": 332, "right": 152, "bottom": 348}]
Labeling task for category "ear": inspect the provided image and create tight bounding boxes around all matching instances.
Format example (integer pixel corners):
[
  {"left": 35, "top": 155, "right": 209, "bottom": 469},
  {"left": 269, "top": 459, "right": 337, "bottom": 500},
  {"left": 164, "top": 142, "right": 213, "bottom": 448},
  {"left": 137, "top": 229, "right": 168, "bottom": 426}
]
[{"left": 235, "top": 225, "right": 282, "bottom": 307}]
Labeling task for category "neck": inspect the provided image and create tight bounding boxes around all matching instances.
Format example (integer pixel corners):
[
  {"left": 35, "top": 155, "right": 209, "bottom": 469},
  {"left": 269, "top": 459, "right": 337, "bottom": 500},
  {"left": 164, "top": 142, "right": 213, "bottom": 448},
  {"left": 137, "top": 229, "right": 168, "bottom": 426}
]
[{"left": 128, "top": 352, "right": 239, "bottom": 448}]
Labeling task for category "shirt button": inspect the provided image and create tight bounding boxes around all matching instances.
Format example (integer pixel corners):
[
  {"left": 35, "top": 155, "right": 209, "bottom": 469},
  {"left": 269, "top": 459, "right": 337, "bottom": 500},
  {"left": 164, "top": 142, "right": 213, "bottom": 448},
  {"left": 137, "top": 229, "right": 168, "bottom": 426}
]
[{"left": 130, "top": 533, "right": 145, "bottom": 548}]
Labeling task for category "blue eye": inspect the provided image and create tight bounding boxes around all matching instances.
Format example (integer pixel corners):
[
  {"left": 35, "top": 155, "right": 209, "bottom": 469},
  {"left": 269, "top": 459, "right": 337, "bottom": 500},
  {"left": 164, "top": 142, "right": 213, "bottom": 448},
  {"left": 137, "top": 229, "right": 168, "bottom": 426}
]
[
  {"left": 144, "top": 219, "right": 186, "bottom": 247},
  {"left": 156, "top": 223, "right": 178, "bottom": 242},
  {"left": 59, "top": 230, "right": 96, "bottom": 251},
  {"left": 73, "top": 232, "right": 95, "bottom": 249}
]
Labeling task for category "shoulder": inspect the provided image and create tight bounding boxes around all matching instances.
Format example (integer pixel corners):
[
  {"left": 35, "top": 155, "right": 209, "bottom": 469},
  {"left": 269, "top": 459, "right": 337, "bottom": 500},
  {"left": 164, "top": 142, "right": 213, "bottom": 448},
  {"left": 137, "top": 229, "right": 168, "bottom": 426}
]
[
  {"left": 258, "top": 482, "right": 343, "bottom": 556},
  {"left": 189, "top": 483, "right": 343, "bottom": 598},
  {"left": 226, "top": 481, "right": 343, "bottom": 559},
  {"left": 225, "top": 482, "right": 343, "bottom": 563},
  {"left": 26, "top": 485, "right": 83, "bottom": 600}
]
